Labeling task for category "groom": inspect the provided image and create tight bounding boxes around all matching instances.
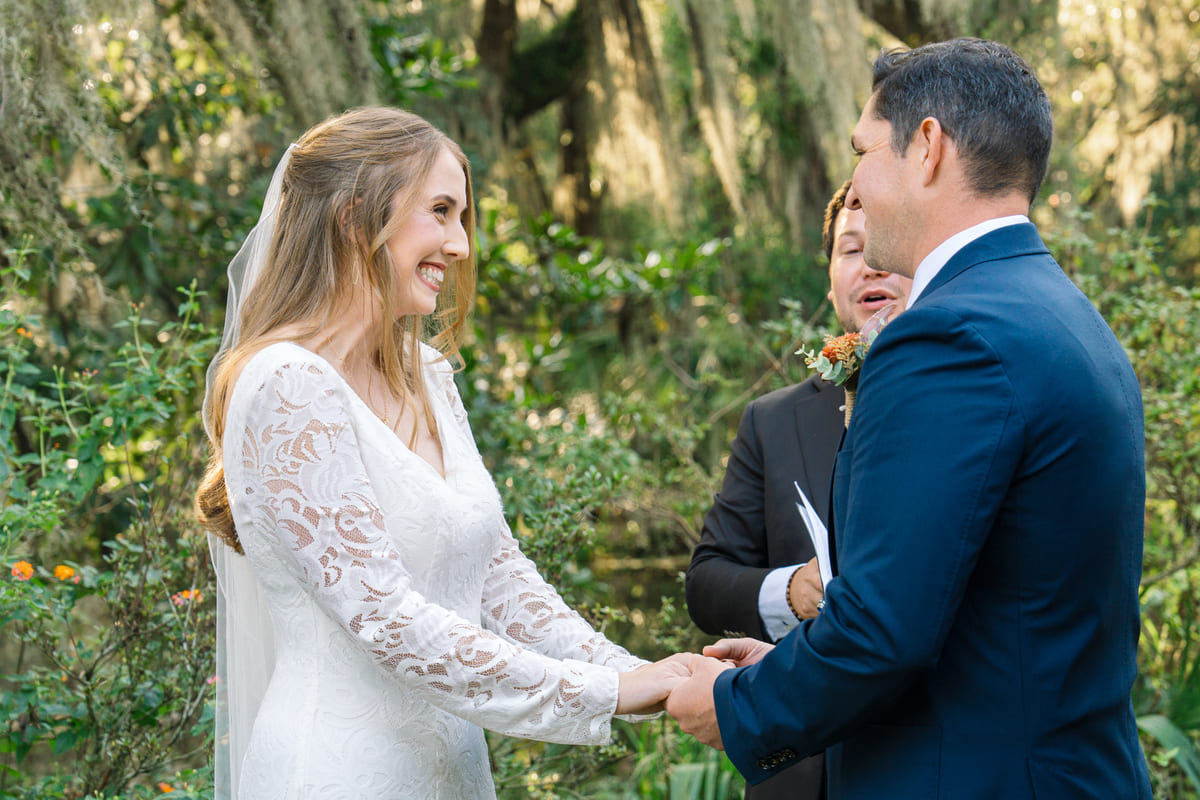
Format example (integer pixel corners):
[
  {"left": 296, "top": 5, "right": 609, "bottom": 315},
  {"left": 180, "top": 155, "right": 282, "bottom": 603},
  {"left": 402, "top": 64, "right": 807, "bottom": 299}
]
[{"left": 666, "top": 38, "right": 1152, "bottom": 799}]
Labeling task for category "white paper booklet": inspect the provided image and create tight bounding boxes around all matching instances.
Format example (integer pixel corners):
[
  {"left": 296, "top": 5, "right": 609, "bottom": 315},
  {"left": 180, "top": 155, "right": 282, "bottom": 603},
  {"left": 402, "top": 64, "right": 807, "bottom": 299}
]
[{"left": 794, "top": 481, "right": 832, "bottom": 589}]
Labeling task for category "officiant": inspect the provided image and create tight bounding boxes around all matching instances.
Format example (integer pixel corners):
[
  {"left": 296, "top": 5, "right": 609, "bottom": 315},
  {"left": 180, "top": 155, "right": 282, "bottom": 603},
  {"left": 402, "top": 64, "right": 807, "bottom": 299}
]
[{"left": 684, "top": 179, "right": 910, "bottom": 800}]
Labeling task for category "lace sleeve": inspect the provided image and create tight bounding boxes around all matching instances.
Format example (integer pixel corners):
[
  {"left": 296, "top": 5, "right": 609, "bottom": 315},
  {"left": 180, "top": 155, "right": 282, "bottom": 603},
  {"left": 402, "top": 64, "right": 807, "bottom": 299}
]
[
  {"left": 428, "top": 358, "right": 647, "bottom": 675},
  {"left": 480, "top": 520, "right": 647, "bottom": 674},
  {"left": 226, "top": 353, "right": 622, "bottom": 745}
]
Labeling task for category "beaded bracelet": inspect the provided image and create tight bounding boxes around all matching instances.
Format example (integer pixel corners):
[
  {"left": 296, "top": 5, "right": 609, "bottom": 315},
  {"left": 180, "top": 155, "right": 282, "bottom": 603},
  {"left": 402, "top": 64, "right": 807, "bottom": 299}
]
[{"left": 786, "top": 565, "right": 804, "bottom": 621}]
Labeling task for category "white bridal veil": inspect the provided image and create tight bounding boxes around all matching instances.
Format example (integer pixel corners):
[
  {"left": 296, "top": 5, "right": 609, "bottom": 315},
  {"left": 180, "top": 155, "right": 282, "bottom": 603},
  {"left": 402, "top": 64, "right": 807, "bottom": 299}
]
[{"left": 205, "top": 144, "right": 293, "bottom": 800}]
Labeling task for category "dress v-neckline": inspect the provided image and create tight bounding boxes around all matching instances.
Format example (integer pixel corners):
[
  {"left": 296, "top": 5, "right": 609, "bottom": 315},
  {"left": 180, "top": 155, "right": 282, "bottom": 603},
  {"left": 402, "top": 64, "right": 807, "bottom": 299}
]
[{"left": 270, "top": 342, "right": 453, "bottom": 485}]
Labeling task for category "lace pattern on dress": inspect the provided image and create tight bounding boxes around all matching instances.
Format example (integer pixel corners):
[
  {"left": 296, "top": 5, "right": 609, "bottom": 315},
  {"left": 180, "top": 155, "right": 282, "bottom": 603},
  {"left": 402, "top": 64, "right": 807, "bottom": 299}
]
[{"left": 226, "top": 344, "right": 641, "bottom": 753}]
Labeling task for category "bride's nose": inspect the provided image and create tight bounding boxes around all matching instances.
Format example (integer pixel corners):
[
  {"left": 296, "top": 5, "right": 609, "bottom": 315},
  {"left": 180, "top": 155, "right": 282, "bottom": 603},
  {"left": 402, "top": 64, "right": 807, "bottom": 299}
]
[{"left": 443, "top": 220, "right": 469, "bottom": 260}]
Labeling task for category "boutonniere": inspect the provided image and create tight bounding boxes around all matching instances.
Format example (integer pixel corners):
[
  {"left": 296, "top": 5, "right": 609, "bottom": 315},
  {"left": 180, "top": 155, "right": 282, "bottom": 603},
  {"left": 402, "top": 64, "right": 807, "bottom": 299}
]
[
  {"left": 800, "top": 303, "right": 898, "bottom": 425},
  {"left": 802, "top": 331, "right": 873, "bottom": 390}
]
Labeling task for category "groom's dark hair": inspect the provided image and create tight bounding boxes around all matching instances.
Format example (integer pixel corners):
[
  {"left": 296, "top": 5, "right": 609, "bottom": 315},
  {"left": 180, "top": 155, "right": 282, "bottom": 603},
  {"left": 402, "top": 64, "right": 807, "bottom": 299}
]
[{"left": 870, "top": 38, "right": 1052, "bottom": 205}]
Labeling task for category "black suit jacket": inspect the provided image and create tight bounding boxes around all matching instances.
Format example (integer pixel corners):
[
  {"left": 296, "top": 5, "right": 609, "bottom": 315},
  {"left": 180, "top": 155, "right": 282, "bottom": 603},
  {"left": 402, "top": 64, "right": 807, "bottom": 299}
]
[{"left": 686, "top": 375, "right": 845, "bottom": 800}]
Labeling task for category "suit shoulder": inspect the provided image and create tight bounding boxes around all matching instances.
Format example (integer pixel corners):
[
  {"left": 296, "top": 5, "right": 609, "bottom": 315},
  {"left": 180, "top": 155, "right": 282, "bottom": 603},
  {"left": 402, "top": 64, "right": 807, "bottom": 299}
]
[{"left": 749, "top": 375, "right": 843, "bottom": 418}]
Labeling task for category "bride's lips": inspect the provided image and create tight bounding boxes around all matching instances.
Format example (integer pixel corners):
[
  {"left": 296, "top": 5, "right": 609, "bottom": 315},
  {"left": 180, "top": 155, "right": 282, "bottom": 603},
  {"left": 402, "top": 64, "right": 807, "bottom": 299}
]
[{"left": 417, "top": 262, "right": 445, "bottom": 291}]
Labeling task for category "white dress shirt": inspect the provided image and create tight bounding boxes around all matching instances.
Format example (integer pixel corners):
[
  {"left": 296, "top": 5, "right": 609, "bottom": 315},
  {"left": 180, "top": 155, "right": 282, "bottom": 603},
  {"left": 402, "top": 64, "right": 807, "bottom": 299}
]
[{"left": 906, "top": 215, "right": 1029, "bottom": 308}]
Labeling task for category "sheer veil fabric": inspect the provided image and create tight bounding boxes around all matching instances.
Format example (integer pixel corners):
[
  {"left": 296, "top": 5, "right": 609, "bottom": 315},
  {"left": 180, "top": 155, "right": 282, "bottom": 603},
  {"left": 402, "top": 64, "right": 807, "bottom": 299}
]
[
  {"left": 206, "top": 145, "right": 292, "bottom": 800},
  {"left": 203, "top": 144, "right": 293, "bottom": 441}
]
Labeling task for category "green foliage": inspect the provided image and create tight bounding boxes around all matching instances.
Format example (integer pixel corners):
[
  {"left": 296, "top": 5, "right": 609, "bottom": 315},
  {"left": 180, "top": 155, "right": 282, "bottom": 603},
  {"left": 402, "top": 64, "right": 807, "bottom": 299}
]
[
  {"left": 1139, "top": 715, "right": 1200, "bottom": 795},
  {"left": 4, "top": 2, "right": 1200, "bottom": 797},
  {"left": 466, "top": 206, "right": 829, "bottom": 580},
  {"left": 489, "top": 719, "right": 744, "bottom": 799},
  {"left": 458, "top": 207, "right": 830, "bottom": 795},
  {"left": 0, "top": 258, "right": 216, "bottom": 797},
  {"left": 369, "top": 19, "right": 478, "bottom": 100}
]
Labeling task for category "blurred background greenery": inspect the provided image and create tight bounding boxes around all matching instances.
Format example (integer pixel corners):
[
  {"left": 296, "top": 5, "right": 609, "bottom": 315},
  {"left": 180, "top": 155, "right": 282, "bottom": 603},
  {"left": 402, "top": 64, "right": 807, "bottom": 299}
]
[{"left": 1, "top": 0, "right": 1198, "bottom": 797}]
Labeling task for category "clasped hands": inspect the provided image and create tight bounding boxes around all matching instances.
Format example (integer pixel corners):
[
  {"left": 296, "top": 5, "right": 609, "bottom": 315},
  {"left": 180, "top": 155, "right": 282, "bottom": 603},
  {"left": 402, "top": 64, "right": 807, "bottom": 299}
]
[
  {"left": 618, "top": 560, "right": 821, "bottom": 748},
  {"left": 619, "top": 563, "right": 825, "bottom": 753},
  {"left": 617, "top": 637, "right": 775, "bottom": 751}
]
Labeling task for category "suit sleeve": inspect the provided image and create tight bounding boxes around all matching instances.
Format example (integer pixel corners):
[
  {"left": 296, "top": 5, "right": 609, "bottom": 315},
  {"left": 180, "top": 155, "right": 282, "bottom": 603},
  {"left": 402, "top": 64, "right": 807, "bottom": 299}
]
[
  {"left": 686, "top": 400, "right": 774, "bottom": 640},
  {"left": 714, "top": 306, "right": 1025, "bottom": 780}
]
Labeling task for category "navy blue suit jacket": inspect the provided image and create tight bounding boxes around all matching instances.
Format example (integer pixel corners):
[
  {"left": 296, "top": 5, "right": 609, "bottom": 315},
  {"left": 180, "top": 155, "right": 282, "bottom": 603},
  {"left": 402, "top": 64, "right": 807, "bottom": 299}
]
[{"left": 712, "top": 223, "right": 1151, "bottom": 799}]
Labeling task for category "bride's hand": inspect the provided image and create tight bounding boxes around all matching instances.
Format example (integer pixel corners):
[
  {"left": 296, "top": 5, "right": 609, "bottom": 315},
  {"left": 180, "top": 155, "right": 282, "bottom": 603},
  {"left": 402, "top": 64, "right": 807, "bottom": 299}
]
[{"left": 616, "top": 652, "right": 703, "bottom": 715}]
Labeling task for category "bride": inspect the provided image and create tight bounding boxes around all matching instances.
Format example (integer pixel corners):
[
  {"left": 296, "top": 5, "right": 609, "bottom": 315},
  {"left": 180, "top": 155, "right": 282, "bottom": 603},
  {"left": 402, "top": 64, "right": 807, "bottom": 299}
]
[{"left": 195, "top": 106, "right": 695, "bottom": 799}]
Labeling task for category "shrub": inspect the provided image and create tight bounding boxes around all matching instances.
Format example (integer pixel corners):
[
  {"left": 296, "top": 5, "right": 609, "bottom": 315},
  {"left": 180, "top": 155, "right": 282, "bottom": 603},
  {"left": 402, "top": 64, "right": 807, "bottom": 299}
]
[{"left": 0, "top": 254, "right": 216, "bottom": 798}]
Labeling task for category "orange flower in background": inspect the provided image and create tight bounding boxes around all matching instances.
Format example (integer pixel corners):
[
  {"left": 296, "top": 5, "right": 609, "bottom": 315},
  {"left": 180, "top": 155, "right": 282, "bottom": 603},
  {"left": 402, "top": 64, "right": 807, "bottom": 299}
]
[
  {"left": 171, "top": 589, "right": 203, "bottom": 606},
  {"left": 11, "top": 561, "right": 33, "bottom": 581},
  {"left": 54, "top": 564, "right": 76, "bottom": 581},
  {"left": 157, "top": 783, "right": 175, "bottom": 793}
]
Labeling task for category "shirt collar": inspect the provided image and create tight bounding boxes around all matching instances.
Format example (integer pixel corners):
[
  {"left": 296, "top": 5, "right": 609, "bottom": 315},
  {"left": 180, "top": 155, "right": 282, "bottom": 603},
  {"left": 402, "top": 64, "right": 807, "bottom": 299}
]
[{"left": 905, "top": 215, "right": 1029, "bottom": 308}]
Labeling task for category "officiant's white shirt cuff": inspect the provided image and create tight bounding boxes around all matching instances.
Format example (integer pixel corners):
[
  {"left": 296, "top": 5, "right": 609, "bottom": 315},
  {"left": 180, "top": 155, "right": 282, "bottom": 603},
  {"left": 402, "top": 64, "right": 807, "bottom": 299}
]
[{"left": 759, "top": 564, "right": 805, "bottom": 642}]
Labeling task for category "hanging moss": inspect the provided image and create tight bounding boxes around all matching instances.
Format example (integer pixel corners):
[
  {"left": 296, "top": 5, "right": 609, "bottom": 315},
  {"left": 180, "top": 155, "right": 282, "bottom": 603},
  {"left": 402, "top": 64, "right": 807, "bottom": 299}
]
[{"left": 0, "top": 0, "right": 131, "bottom": 268}]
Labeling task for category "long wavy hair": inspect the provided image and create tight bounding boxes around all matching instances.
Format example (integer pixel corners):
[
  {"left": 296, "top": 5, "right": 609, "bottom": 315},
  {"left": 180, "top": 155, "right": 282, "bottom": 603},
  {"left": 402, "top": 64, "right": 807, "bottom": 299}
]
[{"left": 196, "top": 106, "right": 477, "bottom": 553}]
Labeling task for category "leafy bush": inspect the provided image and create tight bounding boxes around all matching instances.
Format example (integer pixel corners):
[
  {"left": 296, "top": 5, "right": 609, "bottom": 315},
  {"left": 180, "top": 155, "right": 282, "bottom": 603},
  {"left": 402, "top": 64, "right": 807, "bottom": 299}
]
[{"left": 0, "top": 254, "right": 216, "bottom": 798}]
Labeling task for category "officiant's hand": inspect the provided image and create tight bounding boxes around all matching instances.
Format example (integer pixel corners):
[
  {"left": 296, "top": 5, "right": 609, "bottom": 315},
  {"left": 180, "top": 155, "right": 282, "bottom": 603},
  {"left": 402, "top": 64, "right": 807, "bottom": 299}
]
[
  {"left": 701, "top": 636, "right": 774, "bottom": 667},
  {"left": 664, "top": 655, "right": 732, "bottom": 749},
  {"left": 787, "top": 561, "right": 825, "bottom": 620},
  {"left": 616, "top": 652, "right": 703, "bottom": 715}
]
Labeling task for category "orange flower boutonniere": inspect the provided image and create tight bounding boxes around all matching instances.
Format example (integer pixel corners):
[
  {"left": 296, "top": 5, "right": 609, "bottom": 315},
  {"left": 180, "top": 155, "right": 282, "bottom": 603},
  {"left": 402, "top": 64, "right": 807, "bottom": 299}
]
[
  {"left": 803, "top": 331, "right": 872, "bottom": 388},
  {"left": 800, "top": 303, "right": 900, "bottom": 425}
]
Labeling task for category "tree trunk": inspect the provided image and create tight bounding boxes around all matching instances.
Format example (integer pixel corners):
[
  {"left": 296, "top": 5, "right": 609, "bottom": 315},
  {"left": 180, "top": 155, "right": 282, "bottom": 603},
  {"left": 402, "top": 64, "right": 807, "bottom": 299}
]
[
  {"left": 575, "top": 0, "right": 686, "bottom": 234},
  {"left": 681, "top": 0, "right": 744, "bottom": 222},
  {"left": 679, "top": 0, "right": 869, "bottom": 244},
  {"left": 193, "top": 0, "right": 380, "bottom": 127}
]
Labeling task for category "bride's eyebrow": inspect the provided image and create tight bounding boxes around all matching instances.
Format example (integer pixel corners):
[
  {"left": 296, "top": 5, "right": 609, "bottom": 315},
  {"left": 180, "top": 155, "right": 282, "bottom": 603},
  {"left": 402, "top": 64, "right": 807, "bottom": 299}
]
[{"left": 431, "top": 193, "right": 460, "bottom": 208}]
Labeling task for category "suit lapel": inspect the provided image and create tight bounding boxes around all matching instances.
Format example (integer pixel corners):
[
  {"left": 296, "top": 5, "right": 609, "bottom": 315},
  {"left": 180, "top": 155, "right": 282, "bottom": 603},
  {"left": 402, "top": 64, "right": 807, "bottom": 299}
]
[
  {"left": 829, "top": 224, "right": 1050, "bottom": 576},
  {"left": 829, "top": 426, "right": 846, "bottom": 576},
  {"left": 792, "top": 380, "right": 845, "bottom": 526}
]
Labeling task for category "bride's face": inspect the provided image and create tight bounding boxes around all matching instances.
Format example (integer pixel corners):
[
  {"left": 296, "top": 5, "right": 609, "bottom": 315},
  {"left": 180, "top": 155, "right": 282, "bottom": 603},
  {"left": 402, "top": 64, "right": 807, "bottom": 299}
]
[{"left": 385, "top": 147, "right": 470, "bottom": 318}]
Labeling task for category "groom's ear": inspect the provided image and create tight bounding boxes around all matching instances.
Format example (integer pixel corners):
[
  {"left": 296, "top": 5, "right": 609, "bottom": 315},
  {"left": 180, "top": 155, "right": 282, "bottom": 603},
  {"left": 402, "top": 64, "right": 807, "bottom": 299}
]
[{"left": 913, "top": 116, "right": 949, "bottom": 187}]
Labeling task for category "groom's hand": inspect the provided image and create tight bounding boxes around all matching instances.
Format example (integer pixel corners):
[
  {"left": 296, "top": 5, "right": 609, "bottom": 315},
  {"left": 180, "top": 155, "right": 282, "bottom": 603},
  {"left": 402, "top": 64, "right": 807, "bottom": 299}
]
[
  {"left": 616, "top": 652, "right": 703, "bottom": 715},
  {"left": 664, "top": 656, "right": 731, "bottom": 750},
  {"left": 703, "top": 637, "right": 774, "bottom": 667}
]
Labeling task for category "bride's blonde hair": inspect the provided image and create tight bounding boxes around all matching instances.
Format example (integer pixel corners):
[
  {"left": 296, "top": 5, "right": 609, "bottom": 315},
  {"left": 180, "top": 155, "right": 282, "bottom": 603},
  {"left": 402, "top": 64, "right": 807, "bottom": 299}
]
[{"left": 196, "top": 107, "right": 476, "bottom": 553}]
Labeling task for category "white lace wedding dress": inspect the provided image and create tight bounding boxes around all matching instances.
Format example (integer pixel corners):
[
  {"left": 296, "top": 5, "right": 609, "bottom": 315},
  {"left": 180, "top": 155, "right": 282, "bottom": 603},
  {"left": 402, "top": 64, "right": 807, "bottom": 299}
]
[{"left": 217, "top": 342, "right": 645, "bottom": 799}]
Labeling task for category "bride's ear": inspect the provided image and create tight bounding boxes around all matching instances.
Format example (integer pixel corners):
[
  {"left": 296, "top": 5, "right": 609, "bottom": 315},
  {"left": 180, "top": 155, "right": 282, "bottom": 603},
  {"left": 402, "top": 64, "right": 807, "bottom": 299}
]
[
  {"left": 339, "top": 199, "right": 375, "bottom": 263},
  {"left": 338, "top": 198, "right": 361, "bottom": 237}
]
